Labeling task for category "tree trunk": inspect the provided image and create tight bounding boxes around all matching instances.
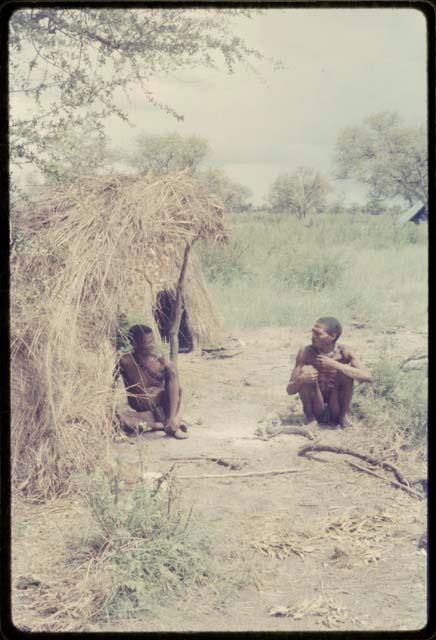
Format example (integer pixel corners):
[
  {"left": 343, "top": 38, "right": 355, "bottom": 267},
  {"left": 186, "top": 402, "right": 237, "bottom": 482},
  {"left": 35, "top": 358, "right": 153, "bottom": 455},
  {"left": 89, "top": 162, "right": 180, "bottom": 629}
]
[{"left": 169, "top": 241, "right": 192, "bottom": 365}]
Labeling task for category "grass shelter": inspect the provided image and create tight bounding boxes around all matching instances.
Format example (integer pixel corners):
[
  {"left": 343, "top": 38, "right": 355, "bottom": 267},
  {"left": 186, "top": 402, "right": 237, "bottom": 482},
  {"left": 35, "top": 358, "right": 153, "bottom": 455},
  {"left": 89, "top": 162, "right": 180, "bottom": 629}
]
[{"left": 11, "top": 171, "right": 228, "bottom": 500}]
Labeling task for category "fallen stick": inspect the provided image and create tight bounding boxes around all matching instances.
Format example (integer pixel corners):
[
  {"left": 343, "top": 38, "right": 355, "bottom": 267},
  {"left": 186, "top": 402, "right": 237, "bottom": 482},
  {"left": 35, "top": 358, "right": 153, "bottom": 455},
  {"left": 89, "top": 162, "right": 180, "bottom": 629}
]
[
  {"left": 267, "top": 426, "right": 316, "bottom": 441},
  {"left": 166, "top": 456, "right": 246, "bottom": 462},
  {"left": 346, "top": 461, "right": 423, "bottom": 499},
  {"left": 298, "top": 443, "right": 409, "bottom": 485},
  {"left": 167, "top": 456, "right": 246, "bottom": 470},
  {"left": 177, "top": 468, "right": 301, "bottom": 480},
  {"left": 399, "top": 353, "right": 428, "bottom": 369}
]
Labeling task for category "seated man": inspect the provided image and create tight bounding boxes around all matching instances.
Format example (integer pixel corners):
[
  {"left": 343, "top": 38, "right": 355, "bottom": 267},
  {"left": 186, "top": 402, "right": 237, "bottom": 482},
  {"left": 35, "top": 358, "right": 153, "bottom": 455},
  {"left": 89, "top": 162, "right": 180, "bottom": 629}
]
[
  {"left": 115, "top": 324, "right": 188, "bottom": 439},
  {"left": 286, "top": 316, "right": 372, "bottom": 429}
]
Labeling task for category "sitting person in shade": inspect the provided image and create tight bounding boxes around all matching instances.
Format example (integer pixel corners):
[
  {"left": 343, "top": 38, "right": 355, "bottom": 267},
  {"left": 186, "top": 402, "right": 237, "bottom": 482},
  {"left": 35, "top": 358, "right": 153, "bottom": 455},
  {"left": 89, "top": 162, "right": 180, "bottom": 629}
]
[
  {"left": 286, "top": 317, "right": 372, "bottom": 429},
  {"left": 115, "top": 324, "right": 188, "bottom": 439}
]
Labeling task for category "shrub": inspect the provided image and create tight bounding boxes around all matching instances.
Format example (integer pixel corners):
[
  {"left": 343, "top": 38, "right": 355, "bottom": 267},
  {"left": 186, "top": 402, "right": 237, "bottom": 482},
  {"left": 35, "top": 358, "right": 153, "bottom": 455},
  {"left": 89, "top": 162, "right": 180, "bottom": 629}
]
[
  {"left": 75, "top": 469, "right": 248, "bottom": 619},
  {"left": 352, "top": 359, "right": 427, "bottom": 446},
  {"left": 277, "top": 252, "right": 346, "bottom": 291},
  {"left": 296, "top": 255, "right": 344, "bottom": 290},
  {"left": 196, "top": 238, "right": 249, "bottom": 285}
]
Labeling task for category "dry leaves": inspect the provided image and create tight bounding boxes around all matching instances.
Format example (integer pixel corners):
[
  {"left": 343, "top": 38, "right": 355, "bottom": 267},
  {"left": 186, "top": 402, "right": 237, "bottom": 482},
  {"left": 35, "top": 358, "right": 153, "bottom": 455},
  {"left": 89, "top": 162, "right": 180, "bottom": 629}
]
[{"left": 270, "top": 594, "right": 360, "bottom": 627}]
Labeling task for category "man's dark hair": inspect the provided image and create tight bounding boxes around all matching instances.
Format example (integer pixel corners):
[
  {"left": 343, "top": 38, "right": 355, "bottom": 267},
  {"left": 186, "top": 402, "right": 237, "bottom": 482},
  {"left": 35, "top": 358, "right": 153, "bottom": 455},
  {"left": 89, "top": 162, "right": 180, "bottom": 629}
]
[
  {"left": 128, "top": 324, "right": 153, "bottom": 344},
  {"left": 317, "top": 317, "right": 342, "bottom": 341}
]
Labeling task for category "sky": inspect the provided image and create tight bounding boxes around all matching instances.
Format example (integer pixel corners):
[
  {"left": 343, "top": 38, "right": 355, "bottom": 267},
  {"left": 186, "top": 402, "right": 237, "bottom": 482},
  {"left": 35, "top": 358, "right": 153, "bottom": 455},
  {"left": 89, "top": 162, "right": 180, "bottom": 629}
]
[
  {"left": 12, "top": 7, "right": 427, "bottom": 206},
  {"left": 105, "top": 7, "right": 427, "bottom": 206}
]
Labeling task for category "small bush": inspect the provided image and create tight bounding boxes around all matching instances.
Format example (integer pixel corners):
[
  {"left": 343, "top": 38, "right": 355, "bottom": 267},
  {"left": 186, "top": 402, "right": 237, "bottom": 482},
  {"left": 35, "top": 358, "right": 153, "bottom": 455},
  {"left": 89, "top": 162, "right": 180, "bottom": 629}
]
[
  {"left": 297, "top": 256, "right": 344, "bottom": 290},
  {"left": 196, "top": 239, "right": 250, "bottom": 285},
  {"left": 278, "top": 252, "right": 345, "bottom": 291},
  {"left": 75, "top": 469, "right": 248, "bottom": 619},
  {"left": 352, "top": 359, "right": 427, "bottom": 445}
]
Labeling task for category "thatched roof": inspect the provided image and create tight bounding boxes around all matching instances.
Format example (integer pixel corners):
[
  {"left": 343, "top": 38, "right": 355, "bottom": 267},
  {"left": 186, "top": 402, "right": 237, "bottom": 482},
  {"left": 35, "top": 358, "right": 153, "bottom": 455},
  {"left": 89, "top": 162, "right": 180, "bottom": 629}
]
[{"left": 11, "top": 171, "right": 228, "bottom": 499}]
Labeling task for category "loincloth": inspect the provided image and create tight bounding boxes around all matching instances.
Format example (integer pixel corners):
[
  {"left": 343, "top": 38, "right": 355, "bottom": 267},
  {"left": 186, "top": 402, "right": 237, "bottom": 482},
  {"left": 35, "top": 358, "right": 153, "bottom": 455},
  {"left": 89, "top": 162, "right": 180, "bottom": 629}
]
[{"left": 127, "top": 390, "right": 166, "bottom": 422}]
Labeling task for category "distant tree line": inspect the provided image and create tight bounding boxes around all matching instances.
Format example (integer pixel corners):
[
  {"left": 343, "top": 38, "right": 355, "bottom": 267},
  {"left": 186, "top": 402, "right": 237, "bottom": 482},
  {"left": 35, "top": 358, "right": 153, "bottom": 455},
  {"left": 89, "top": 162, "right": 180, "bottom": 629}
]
[{"left": 265, "top": 111, "right": 426, "bottom": 218}]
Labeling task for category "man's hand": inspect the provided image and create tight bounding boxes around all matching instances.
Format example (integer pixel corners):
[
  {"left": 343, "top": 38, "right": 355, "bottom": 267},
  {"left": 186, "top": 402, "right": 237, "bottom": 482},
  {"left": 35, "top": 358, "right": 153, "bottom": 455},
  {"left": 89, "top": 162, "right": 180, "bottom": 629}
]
[
  {"left": 298, "top": 365, "right": 318, "bottom": 384},
  {"left": 316, "top": 355, "right": 342, "bottom": 371}
]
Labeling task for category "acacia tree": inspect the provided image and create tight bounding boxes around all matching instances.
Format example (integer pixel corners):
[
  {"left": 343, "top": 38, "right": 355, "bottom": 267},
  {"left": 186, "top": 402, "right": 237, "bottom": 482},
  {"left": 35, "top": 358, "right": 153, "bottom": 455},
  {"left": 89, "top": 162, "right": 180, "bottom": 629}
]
[
  {"left": 9, "top": 7, "right": 265, "bottom": 176},
  {"left": 125, "top": 134, "right": 252, "bottom": 211},
  {"left": 334, "top": 112, "right": 427, "bottom": 208},
  {"left": 129, "top": 132, "right": 210, "bottom": 174},
  {"left": 197, "top": 168, "right": 252, "bottom": 212},
  {"left": 268, "top": 167, "right": 331, "bottom": 218}
]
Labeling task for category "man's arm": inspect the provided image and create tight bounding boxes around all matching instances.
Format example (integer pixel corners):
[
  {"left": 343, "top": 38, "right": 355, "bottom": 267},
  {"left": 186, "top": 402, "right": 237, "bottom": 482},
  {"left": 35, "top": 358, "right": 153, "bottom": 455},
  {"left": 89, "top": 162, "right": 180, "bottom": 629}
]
[
  {"left": 316, "top": 348, "right": 372, "bottom": 383},
  {"left": 286, "top": 348, "right": 318, "bottom": 395}
]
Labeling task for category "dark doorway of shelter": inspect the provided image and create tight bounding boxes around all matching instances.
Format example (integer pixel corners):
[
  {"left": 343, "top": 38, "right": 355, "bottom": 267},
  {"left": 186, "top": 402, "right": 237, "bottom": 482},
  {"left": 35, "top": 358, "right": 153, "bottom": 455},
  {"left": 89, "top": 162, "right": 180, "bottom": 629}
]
[{"left": 153, "top": 290, "right": 194, "bottom": 353}]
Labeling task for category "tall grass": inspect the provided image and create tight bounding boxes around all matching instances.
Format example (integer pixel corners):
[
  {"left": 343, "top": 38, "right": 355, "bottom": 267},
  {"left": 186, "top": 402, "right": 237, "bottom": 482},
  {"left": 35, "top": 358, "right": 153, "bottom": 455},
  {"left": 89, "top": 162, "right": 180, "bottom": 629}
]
[
  {"left": 196, "top": 212, "right": 427, "bottom": 332},
  {"left": 352, "top": 358, "right": 428, "bottom": 447}
]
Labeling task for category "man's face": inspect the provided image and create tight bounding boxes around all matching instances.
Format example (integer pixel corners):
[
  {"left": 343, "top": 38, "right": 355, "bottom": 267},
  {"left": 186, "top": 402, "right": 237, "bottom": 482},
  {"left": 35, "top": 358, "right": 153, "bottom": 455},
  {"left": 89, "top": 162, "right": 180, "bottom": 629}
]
[
  {"left": 311, "top": 322, "right": 336, "bottom": 350},
  {"left": 134, "top": 332, "right": 155, "bottom": 353}
]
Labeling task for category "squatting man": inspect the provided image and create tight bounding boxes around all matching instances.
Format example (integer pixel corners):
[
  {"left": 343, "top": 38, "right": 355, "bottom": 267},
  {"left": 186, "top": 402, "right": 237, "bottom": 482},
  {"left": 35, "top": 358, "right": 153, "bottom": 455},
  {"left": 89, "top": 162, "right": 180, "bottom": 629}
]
[
  {"left": 287, "top": 316, "right": 372, "bottom": 429},
  {"left": 115, "top": 324, "right": 189, "bottom": 440}
]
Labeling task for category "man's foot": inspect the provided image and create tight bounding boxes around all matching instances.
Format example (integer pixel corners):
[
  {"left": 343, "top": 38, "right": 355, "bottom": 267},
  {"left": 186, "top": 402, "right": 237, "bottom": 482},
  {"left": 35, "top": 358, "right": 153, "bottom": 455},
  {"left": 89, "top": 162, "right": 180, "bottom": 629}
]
[
  {"left": 305, "top": 418, "right": 319, "bottom": 430},
  {"left": 172, "top": 428, "right": 189, "bottom": 440},
  {"left": 339, "top": 415, "right": 353, "bottom": 429},
  {"left": 164, "top": 422, "right": 189, "bottom": 439}
]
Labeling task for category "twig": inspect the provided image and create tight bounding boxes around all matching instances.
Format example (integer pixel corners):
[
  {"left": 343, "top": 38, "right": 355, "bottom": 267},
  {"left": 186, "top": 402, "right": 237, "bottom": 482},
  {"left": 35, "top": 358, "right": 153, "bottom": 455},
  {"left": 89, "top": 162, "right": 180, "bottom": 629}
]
[
  {"left": 399, "top": 353, "right": 428, "bottom": 369},
  {"left": 298, "top": 443, "right": 409, "bottom": 485},
  {"left": 346, "top": 461, "right": 423, "bottom": 499},
  {"left": 267, "top": 426, "right": 316, "bottom": 441},
  {"left": 166, "top": 456, "right": 246, "bottom": 462},
  {"left": 167, "top": 456, "right": 246, "bottom": 470},
  {"left": 177, "top": 468, "right": 302, "bottom": 480}
]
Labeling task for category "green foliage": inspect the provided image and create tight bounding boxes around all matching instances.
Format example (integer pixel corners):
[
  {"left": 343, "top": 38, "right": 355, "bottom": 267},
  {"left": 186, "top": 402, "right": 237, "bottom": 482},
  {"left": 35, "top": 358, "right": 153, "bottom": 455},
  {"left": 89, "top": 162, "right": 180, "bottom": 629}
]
[
  {"left": 40, "top": 123, "right": 110, "bottom": 186},
  {"left": 124, "top": 136, "right": 253, "bottom": 212},
  {"left": 10, "top": 8, "right": 266, "bottom": 176},
  {"left": 353, "top": 359, "right": 427, "bottom": 445},
  {"left": 334, "top": 111, "right": 427, "bottom": 208},
  {"left": 129, "top": 132, "right": 209, "bottom": 174},
  {"left": 197, "top": 212, "right": 427, "bottom": 332},
  {"left": 77, "top": 469, "right": 248, "bottom": 618},
  {"left": 196, "top": 238, "right": 249, "bottom": 285},
  {"left": 268, "top": 167, "right": 331, "bottom": 218},
  {"left": 197, "top": 168, "right": 253, "bottom": 213},
  {"left": 278, "top": 252, "right": 345, "bottom": 291}
]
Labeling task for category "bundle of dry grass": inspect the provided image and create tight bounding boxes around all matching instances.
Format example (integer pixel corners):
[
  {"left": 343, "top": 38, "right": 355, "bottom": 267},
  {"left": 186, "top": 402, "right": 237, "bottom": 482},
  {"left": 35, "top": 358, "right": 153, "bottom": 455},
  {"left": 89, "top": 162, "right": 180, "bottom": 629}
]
[{"left": 11, "top": 171, "right": 228, "bottom": 500}]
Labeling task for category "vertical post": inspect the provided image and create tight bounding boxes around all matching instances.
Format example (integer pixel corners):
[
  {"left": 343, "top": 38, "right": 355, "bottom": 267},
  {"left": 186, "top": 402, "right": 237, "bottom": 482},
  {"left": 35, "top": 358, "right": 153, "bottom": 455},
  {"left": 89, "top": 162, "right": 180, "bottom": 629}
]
[{"left": 169, "top": 241, "right": 192, "bottom": 366}]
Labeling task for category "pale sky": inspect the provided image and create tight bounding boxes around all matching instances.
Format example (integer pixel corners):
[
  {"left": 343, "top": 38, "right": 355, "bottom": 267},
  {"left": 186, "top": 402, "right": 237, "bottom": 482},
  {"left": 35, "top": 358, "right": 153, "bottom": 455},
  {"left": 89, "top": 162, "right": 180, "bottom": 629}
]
[{"left": 13, "top": 7, "right": 427, "bottom": 205}]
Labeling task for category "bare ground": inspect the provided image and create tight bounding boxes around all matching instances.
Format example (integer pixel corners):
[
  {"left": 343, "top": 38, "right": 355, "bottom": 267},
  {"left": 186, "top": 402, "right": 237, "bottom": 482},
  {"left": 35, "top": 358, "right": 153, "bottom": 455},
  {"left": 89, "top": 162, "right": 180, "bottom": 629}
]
[{"left": 12, "top": 326, "right": 427, "bottom": 632}]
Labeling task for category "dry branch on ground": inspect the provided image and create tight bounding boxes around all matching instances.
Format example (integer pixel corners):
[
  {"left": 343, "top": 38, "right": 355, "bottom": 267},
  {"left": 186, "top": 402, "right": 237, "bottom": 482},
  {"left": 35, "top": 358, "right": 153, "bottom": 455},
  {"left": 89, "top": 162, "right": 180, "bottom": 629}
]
[{"left": 298, "top": 443, "right": 412, "bottom": 488}]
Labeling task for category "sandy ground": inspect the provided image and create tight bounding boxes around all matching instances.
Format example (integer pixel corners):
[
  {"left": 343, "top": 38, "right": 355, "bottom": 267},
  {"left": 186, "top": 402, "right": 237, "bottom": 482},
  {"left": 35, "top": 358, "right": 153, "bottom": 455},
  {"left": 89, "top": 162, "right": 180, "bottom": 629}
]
[{"left": 12, "top": 326, "right": 427, "bottom": 632}]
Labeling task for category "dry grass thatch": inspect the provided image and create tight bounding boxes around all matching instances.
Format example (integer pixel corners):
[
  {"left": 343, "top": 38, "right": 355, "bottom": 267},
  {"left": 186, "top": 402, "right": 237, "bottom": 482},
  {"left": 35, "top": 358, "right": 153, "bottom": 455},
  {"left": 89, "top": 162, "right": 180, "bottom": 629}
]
[{"left": 11, "top": 171, "right": 228, "bottom": 500}]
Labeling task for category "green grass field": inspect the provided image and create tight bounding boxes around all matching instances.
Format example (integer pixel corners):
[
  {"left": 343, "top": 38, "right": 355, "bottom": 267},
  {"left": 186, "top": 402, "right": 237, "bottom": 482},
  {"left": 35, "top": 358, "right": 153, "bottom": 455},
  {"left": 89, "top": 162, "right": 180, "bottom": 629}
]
[{"left": 196, "top": 211, "right": 428, "bottom": 333}]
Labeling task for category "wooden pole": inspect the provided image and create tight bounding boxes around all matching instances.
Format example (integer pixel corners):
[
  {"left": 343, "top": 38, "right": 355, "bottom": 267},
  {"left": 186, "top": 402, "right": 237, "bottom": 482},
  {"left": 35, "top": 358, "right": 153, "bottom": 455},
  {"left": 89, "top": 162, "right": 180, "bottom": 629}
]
[{"left": 169, "top": 241, "right": 192, "bottom": 365}]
